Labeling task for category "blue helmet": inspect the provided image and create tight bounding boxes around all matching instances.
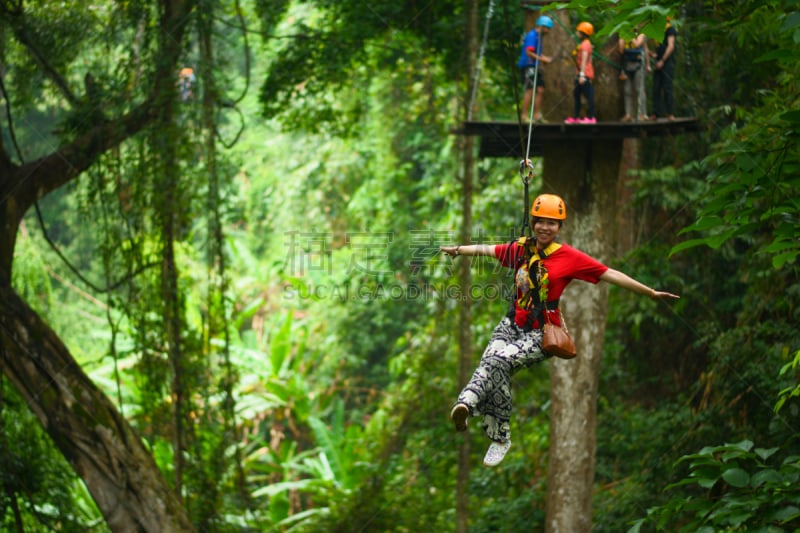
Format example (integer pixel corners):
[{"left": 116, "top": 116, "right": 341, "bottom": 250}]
[{"left": 537, "top": 15, "right": 554, "bottom": 29}]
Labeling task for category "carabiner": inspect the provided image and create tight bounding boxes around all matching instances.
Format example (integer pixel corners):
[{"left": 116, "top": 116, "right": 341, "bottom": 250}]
[{"left": 519, "top": 159, "right": 534, "bottom": 183}]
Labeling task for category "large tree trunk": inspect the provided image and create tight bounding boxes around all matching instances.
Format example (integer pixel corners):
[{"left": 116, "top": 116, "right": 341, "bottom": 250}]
[
  {"left": 0, "top": 288, "right": 194, "bottom": 532},
  {"left": 542, "top": 139, "right": 621, "bottom": 532},
  {"left": 540, "top": 9, "right": 626, "bottom": 532},
  {"left": 0, "top": 1, "right": 198, "bottom": 528}
]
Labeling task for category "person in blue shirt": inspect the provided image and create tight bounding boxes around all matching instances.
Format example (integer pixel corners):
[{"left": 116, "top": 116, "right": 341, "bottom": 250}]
[{"left": 518, "top": 15, "right": 553, "bottom": 123}]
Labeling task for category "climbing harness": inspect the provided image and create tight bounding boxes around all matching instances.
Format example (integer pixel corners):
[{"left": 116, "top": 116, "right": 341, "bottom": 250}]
[{"left": 506, "top": 238, "right": 562, "bottom": 330}]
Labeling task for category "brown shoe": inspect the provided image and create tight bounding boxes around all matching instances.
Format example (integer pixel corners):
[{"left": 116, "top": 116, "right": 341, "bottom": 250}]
[
  {"left": 621, "top": 114, "right": 632, "bottom": 122},
  {"left": 450, "top": 403, "right": 469, "bottom": 432}
]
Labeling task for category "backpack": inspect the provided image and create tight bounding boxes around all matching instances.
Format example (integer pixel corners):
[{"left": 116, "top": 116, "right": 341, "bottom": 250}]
[{"left": 622, "top": 47, "right": 643, "bottom": 75}]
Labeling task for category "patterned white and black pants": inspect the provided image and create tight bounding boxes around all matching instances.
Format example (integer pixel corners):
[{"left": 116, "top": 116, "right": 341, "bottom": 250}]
[{"left": 456, "top": 316, "right": 550, "bottom": 442}]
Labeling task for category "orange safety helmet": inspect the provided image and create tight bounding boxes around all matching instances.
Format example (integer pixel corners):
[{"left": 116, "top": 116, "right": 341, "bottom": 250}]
[
  {"left": 531, "top": 194, "right": 566, "bottom": 220},
  {"left": 577, "top": 21, "right": 594, "bottom": 36}
]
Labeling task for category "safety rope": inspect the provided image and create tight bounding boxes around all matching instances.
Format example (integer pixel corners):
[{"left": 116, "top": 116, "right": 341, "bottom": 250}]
[
  {"left": 521, "top": 28, "right": 543, "bottom": 165},
  {"left": 468, "top": 0, "right": 496, "bottom": 122},
  {"left": 518, "top": 18, "right": 548, "bottom": 238}
]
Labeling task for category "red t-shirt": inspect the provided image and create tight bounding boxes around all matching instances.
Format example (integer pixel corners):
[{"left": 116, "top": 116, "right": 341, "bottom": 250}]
[{"left": 494, "top": 242, "right": 608, "bottom": 328}]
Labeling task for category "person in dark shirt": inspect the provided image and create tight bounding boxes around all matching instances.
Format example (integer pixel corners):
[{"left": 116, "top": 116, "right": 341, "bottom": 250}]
[{"left": 650, "top": 18, "right": 678, "bottom": 120}]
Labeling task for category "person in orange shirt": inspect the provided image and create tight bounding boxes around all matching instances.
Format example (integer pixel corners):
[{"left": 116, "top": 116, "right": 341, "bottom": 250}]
[{"left": 564, "top": 22, "right": 596, "bottom": 124}]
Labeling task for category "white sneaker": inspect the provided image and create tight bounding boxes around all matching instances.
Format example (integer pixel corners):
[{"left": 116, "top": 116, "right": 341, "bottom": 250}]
[
  {"left": 483, "top": 440, "right": 512, "bottom": 467},
  {"left": 450, "top": 403, "right": 469, "bottom": 432}
]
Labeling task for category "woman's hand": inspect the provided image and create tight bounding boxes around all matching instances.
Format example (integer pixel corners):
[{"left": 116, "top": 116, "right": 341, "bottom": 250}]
[
  {"left": 440, "top": 245, "right": 460, "bottom": 257},
  {"left": 652, "top": 290, "right": 680, "bottom": 300}
]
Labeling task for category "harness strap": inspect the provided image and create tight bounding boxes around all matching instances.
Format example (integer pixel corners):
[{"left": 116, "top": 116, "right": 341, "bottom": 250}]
[{"left": 506, "top": 239, "right": 563, "bottom": 330}]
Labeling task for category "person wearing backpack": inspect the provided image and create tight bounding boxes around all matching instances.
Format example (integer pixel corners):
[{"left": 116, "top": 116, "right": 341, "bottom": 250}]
[
  {"left": 618, "top": 30, "right": 650, "bottom": 122},
  {"left": 440, "top": 194, "right": 680, "bottom": 466},
  {"left": 517, "top": 15, "right": 554, "bottom": 123}
]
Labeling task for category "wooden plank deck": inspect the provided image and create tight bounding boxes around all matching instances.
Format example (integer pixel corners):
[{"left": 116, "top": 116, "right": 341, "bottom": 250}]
[{"left": 455, "top": 117, "right": 700, "bottom": 158}]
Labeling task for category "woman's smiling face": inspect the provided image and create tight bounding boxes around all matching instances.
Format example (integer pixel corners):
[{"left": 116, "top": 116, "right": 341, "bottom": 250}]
[{"left": 533, "top": 217, "right": 561, "bottom": 246}]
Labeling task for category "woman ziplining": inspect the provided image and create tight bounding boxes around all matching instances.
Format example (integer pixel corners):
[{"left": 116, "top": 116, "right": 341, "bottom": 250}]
[{"left": 440, "top": 194, "right": 680, "bottom": 466}]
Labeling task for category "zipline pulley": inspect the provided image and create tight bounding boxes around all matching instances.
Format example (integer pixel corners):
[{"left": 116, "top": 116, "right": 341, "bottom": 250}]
[{"left": 519, "top": 158, "right": 534, "bottom": 237}]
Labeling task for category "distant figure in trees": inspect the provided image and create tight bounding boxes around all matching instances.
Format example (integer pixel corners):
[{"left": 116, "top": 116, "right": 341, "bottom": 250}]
[
  {"left": 564, "top": 22, "right": 596, "bottom": 124},
  {"left": 441, "top": 194, "right": 679, "bottom": 466},
  {"left": 178, "top": 67, "right": 196, "bottom": 101},
  {"left": 618, "top": 29, "right": 650, "bottom": 122},
  {"left": 650, "top": 17, "right": 678, "bottom": 120},
  {"left": 517, "top": 15, "right": 554, "bottom": 123}
]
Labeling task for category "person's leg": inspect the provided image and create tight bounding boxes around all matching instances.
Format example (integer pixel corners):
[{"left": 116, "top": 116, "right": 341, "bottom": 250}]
[
  {"left": 521, "top": 87, "right": 533, "bottom": 118},
  {"left": 622, "top": 76, "right": 633, "bottom": 120},
  {"left": 573, "top": 81, "right": 582, "bottom": 117},
  {"left": 454, "top": 317, "right": 548, "bottom": 443},
  {"left": 635, "top": 68, "right": 647, "bottom": 120},
  {"left": 663, "top": 62, "right": 675, "bottom": 118},
  {"left": 652, "top": 70, "right": 663, "bottom": 118},
  {"left": 534, "top": 85, "right": 545, "bottom": 120},
  {"left": 586, "top": 82, "right": 595, "bottom": 119}
]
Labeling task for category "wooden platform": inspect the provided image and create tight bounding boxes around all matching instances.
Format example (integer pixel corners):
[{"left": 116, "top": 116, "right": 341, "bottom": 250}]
[{"left": 456, "top": 117, "right": 700, "bottom": 158}]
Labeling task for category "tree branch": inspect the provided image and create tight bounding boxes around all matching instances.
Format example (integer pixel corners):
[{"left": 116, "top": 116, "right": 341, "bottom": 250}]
[{"left": 2, "top": 11, "right": 81, "bottom": 107}]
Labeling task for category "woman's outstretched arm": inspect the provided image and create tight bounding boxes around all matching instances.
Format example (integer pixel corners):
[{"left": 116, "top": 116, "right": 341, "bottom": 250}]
[
  {"left": 440, "top": 244, "right": 495, "bottom": 258},
  {"left": 600, "top": 268, "right": 680, "bottom": 300}
]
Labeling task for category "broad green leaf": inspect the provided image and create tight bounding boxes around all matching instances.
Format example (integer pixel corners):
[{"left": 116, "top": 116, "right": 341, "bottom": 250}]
[
  {"left": 763, "top": 240, "right": 800, "bottom": 253},
  {"left": 773, "top": 250, "right": 798, "bottom": 269},
  {"left": 755, "top": 447, "right": 780, "bottom": 461},
  {"left": 722, "top": 467, "right": 750, "bottom": 488},
  {"left": 684, "top": 215, "right": 725, "bottom": 232},
  {"left": 755, "top": 48, "right": 796, "bottom": 62},
  {"left": 706, "top": 227, "right": 740, "bottom": 249},
  {"left": 698, "top": 477, "right": 718, "bottom": 489},
  {"left": 269, "top": 312, "right": 293, "bottom": 376},
  {"left": 771, "top": 505, "right": 800, "bottom": 523},
  {"left": 750, "top": 468, "right": 781, "bottom": 487},
  {"left": 782, "top": 12, "right": 800, "bottom": 31},
  {"left": 626, "top": 518, "right": 644, "bottom": 533},
  {"left": 252, "top": 479, "right": 327, "bottom": 498},
  {"left": 779, "top": 108, "right": 800, "bottom": 122},
  {"left": 669, "top": 238, "right": 709, "bottom": 257}
]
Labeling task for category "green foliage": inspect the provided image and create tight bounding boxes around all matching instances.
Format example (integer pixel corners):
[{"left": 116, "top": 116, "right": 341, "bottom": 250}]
[
  {"left": 1, "top": 380, "right": 106, "bottom": 531},
  {"left": 632, "top": 441, "right": 800, "bottom": 532},
  {"left": 776, "top": 350, "right": 800, "bottom": 414},
  {"left": 257, "top": 0, "right": 466, "bottom": 132},
  {"left": 7, "top": 0, "right": 800, "bottom": 530},
  {"left": 671, "top": 104, "right": 800, "bottom": 268},
  {"left": 667, "top": 2, "right": 800, "bottom": 268}
]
